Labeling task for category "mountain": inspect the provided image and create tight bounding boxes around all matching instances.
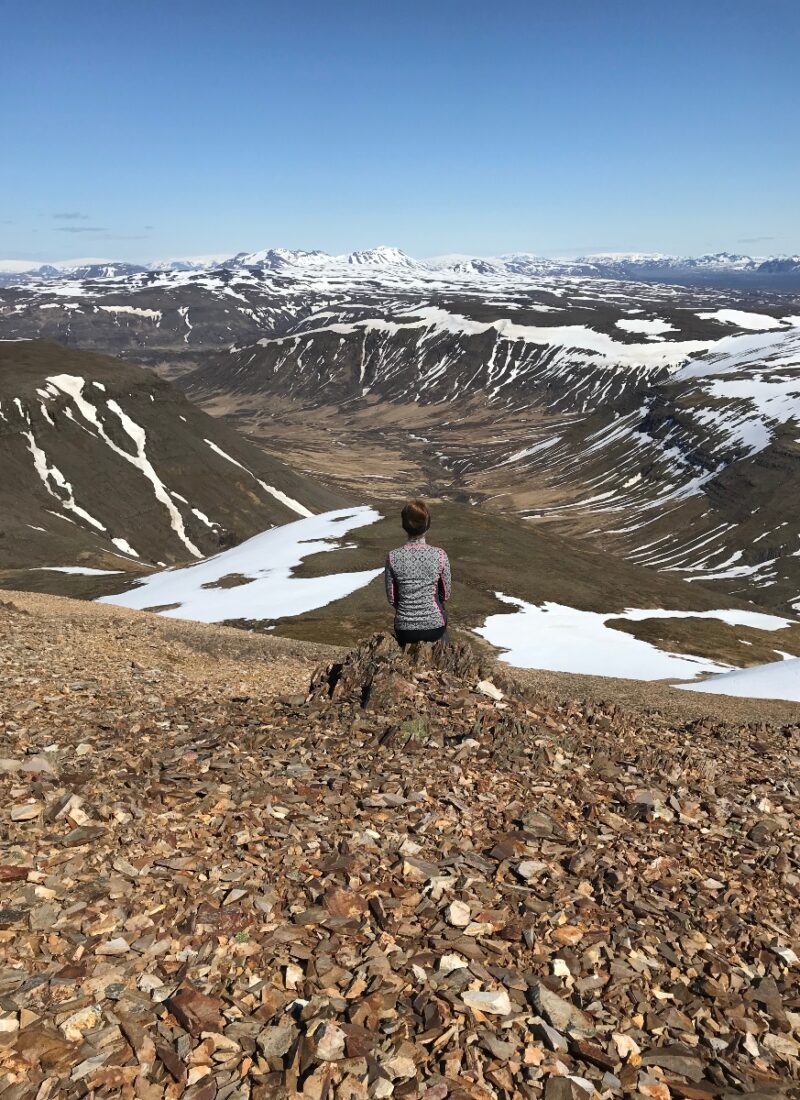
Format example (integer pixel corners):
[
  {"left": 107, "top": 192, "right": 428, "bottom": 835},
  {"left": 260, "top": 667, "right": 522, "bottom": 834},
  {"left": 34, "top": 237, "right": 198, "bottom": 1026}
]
[
  {"left": 1, "top": 256, "right": 798, "bottom": 623},
  {"left": 180, "top": 291, "right": 800, "bottom": 618},
  {"left": 3, "top": 246, "right": 800, "bottom": 288},
  {"left": 0, "top": 340, "right": 345, "bottom": 581}
]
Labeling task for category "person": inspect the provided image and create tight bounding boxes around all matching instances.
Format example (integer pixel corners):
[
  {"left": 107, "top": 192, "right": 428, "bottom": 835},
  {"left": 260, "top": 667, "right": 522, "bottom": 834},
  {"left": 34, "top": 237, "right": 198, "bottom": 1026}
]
[{"left": 384, "top": 500, "right": 452, "bottom": 647}]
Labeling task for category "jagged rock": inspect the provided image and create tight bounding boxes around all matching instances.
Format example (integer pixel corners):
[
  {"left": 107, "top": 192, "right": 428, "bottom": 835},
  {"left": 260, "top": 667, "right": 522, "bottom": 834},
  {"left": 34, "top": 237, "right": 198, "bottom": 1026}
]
[
  {"left": 166, "top": 986, "right": 225, "bottom": 1037},
  {"left": 309, "top": 631, "right": 512, "bottom": 710},
  {"left": 528, "top": 981, "right": 594, "bottom": 1032},
  {"left": 257, "top": 1023, "right": 298, "bottom": 1059},
  {"left": 310, "top": 1020, "right": 346, "bottom": 1061}
]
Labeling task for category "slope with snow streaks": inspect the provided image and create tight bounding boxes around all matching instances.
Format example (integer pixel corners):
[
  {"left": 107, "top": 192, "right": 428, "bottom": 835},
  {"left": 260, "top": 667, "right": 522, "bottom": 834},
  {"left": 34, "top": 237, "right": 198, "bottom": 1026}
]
[
  {"left": 47, "top": 373, "right": 202, "bottom": 557},
  {"left": 0, "top": 341, "right": 345, "bottom": 575}
]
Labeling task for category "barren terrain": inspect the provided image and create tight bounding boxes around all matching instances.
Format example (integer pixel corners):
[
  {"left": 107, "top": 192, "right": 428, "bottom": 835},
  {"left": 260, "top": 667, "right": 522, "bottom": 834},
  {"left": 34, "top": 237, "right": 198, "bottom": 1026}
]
[{"left": 1, "top": 593, "right": 798, "bottom": 1098}]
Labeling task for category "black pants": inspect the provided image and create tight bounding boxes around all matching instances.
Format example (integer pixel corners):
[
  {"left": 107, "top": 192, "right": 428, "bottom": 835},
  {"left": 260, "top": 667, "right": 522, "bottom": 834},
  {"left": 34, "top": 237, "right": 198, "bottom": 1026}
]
[{"left": 395, "top": 625, "right": 449, "bottom": 649}]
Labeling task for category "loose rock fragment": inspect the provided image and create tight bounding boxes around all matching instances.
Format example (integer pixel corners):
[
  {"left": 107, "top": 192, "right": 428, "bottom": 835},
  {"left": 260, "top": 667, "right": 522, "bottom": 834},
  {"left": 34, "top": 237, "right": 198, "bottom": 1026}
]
[{"left": 461, "top": 988, "right": 512, "bottom": 1015}]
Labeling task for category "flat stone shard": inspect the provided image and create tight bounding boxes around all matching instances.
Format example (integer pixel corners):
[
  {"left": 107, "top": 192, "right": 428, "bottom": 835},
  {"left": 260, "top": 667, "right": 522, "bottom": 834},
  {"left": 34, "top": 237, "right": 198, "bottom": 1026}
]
[
  {"left": 59, "top": 1005, "right": 103, "bottom": 1041},
  {"left": 461, "top": 988, "right": 512, "bottom": 1015},
  {"left": 445, "top": 899, "right": 471, "bottom": 927},
  {"left": 476, "top": 679, "right": 504, "bottom": 701}
]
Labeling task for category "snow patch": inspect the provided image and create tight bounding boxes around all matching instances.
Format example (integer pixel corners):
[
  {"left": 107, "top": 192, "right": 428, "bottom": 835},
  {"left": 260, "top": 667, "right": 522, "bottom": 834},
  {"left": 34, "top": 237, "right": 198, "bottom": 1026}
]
[
  {"left": 98, "top": 305, "right": 162, "bottom": 322},
  {"left": 696, "top": 309, "right": 786, "bottom": 331},
  {"left": 615, "top": 318, "right": 676, "bottom": 335},
  {"left": 98, "top": 507, "right": 382, "bottom": 624},
  {"left": 677, "top": 657, "right": 800, "bottom": 702},
  {"left": 475, "top": 594, "right": 792, "bottom": 681},
  {"left": 37, "top": 566, "right": 125, "bottom": 576},
  {"left": 112, "top": 537, "right": 139, "bottom": 558}
]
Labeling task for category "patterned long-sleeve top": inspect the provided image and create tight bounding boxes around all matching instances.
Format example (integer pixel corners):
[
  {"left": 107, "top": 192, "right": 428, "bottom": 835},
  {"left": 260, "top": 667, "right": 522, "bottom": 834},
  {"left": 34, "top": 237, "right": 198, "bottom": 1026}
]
[{"left": 384, "top": 537, "right": 452, "bottom": 631}]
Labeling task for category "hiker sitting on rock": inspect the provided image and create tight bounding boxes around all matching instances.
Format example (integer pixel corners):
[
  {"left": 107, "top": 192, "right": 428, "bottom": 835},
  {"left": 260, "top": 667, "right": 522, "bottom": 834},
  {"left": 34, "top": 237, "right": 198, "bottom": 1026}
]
[{"left": 384, "top": 500, "right": 451, "bottom": 648}]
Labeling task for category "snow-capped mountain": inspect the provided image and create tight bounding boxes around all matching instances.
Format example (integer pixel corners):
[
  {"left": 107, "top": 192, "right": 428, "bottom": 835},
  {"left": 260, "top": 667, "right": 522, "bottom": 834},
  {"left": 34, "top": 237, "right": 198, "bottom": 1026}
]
[
  {"left": 346, "top": 246, "right": 424, "bottom": 269},
  {"left": 2, "top": 246, "right": 800, "bottom": 289}
]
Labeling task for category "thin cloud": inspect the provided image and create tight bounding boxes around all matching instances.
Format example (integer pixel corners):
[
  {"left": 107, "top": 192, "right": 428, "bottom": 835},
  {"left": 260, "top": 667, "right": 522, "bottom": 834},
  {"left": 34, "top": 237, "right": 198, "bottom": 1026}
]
[
  {"left": 739, "top": 235, "right": 776, "bottom": 244},
  {"left": 53, "top": 212, "right": 89, "bottom": 220},
  {"left": 55, "top": 226, "right": 108, "bottom": 233}
]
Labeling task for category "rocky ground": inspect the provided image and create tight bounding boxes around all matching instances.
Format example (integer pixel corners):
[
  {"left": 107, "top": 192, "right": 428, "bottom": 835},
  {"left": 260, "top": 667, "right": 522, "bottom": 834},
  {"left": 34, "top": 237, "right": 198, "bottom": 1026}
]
[{"left": 1, "top": 594, "right": 798, "bottom": 1100}]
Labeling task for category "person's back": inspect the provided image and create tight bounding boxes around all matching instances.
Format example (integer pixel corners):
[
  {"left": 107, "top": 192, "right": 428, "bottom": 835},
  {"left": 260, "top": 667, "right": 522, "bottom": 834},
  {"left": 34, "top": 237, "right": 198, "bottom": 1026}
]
[{"left": 385, "top": 500, "right": 451, "bottom": 646}]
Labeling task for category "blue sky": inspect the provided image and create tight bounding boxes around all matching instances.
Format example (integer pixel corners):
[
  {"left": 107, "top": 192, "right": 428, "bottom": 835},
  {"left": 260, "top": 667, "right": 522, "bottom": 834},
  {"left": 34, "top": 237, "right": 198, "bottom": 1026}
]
[{"left": 3, "top": 0, "right": 798, "bottom": 263}]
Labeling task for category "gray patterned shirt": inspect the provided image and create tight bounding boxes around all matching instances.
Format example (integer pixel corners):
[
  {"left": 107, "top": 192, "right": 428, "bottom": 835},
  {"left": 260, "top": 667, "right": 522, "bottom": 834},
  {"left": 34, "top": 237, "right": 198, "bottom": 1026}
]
[{"left": 384, "top": 537, "right": 452, "bottom": 631}]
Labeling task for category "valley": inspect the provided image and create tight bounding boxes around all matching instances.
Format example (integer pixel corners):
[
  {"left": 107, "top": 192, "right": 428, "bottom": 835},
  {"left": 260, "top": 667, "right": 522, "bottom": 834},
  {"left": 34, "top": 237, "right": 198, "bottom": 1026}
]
[{"left": 1, "top": 249, "right": 798, "bottom": 695}]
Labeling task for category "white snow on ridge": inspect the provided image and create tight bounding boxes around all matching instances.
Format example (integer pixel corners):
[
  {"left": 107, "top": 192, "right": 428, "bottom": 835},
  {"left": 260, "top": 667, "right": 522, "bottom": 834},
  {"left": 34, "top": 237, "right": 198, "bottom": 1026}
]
[
  {"left": 668, "top": 326, "right": 800, "bottom": 457},
  {"left": 475, "top": 594, "right": 793, "bottom": 681},
  {"left": 692, "top": 375, "right": 800, "bottom": 455},
  {"left": 203, "top": 439, "right": 313, "bottom": 517},
  {"left": 259, "top": 304, "right": 798, "bottom": 376},
  {"left": 98, "top": 507, "right": 382, "bottom": 624},
  {"left": 696, "top": 309, "right": 787, "bottom": 331},
  {"left": 46, "top": 375, "right": 203, "bottom": 557},
  {"left": 677, "top": 657, "right": 800, "bottom": 702}
]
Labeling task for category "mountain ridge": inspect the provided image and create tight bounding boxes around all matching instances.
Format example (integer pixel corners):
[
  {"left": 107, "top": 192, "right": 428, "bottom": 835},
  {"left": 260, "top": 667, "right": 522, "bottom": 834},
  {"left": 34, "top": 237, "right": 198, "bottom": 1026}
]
[
  {"left": 3, "top": 245, "right": 800, "bottom": 288},
  {"left": 1, "top": 255, "right": 798, "bottom": 619}
]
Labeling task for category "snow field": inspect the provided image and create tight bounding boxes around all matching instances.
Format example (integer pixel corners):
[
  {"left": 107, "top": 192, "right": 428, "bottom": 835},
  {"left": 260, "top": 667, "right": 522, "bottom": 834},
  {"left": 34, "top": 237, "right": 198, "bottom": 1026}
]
[
  {"left": 475, "top": 594, "right": 795, "bottom": 688},
  {"left": 98, "top": 507, "right": 382, "bottom": 624}
]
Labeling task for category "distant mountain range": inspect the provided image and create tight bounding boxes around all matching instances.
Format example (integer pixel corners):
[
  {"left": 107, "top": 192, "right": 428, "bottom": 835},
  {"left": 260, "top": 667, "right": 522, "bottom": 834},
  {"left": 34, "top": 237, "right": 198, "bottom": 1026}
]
[{"left": 2, "top": 245, "right": 799, "bottom": 287}]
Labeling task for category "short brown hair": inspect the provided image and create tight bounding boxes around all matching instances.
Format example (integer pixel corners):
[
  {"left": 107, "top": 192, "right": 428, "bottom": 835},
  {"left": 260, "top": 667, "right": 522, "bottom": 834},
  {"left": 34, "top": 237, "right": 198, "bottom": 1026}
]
[{"left": 401, "top": 499, "right": 430, "bottom": 537}]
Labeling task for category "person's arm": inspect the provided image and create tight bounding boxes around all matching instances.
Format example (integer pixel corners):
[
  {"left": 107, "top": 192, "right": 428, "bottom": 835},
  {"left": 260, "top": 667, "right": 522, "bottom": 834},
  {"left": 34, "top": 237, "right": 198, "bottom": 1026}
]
[
  {"left": 438, "top": 550, "right": 451, "bottom": 603},
  {"left": 384, "top": 553, "right": 397, "bottom": 607}
]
